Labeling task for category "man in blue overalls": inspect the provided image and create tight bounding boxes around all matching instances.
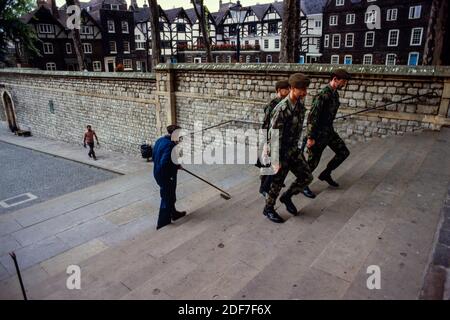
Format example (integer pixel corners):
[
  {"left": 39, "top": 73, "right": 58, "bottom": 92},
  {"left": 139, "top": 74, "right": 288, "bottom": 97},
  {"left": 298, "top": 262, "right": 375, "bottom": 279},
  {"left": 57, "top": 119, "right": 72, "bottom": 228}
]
[{"left": 153, "top": 125, "right": 186, "bottom": 230}]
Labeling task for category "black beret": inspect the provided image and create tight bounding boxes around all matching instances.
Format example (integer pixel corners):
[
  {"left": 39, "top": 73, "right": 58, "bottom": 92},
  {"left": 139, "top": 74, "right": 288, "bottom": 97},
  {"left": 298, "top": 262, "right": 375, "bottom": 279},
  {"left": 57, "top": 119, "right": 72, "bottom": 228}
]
[
  {"left": 288, "top": 73, "right": 311, "bottom": 89},
  {"left": 332, "top": 68, "right": 351, "bottom": 80},
  {"left": 275, "top": 80, "right": 290, "bottom": 91}
]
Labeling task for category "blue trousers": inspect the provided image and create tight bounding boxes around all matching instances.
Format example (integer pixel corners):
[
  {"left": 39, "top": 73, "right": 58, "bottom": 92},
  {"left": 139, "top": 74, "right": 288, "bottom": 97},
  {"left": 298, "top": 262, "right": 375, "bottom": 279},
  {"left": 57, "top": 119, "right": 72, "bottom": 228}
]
[{"left": 156, "top": 175, "right": 177, "bottom": 229}]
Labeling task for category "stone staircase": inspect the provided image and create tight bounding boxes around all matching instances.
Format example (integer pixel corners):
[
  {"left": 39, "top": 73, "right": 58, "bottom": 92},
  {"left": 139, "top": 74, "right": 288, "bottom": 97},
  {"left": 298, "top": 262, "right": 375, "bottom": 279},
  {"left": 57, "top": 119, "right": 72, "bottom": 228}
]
[{"left": 1, "top": 128, "right": 449, "bottom": 300}]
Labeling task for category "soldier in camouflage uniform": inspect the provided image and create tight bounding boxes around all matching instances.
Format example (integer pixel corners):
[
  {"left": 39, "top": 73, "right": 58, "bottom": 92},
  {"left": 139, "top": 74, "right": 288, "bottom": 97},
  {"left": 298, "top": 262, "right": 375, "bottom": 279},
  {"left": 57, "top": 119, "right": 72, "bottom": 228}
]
[
  {"left": 303, "top": 69, "right": 351, "bottom": 199},
  {"left": 258, "top": 80, "right": 290, "bottom": 197},
  {"left": 263, "top": 73, "right": 313, "bottom": 224}
]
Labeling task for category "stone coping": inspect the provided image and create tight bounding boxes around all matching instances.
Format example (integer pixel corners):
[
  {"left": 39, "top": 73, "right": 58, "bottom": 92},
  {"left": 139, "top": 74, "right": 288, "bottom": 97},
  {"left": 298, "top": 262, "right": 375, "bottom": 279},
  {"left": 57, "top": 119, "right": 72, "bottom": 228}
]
[
  {"left": 1, "top": 64, "right": 450, "bottom": 79},
  {"left": 155, "top": 63, "right": 450, "bottom": 78},
  {"left": 0, "top": 68, "right": 157, "bottom": 80}
]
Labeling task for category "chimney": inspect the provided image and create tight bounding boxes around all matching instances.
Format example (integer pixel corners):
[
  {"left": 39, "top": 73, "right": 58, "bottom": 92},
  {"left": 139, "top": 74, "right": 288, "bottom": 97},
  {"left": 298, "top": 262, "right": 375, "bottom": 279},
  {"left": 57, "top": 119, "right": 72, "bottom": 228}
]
[{"left": 48, "top": 0, "right": 59, "bottom": 19}]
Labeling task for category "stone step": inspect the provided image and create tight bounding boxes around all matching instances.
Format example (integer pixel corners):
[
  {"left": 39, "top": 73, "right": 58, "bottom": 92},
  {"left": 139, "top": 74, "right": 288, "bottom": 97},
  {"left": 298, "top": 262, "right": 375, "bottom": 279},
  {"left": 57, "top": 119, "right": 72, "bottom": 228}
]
[
  {"left": 343, "top": 128, "right": 450, "bottom": 299},
  {"left": 287, "top": 131, "right": 438, "bottom": 299},
  {"left": 26, "top": 136, "right": 392, "bottom": 299},
  {"left": 232, "top": 133, "right": 419, "bottom": 299}
]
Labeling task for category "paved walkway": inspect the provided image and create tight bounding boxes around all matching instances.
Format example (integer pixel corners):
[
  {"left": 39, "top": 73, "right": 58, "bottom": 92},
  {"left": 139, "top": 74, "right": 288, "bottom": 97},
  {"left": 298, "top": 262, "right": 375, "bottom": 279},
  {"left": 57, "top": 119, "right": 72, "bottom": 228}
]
[{"left": 0, "top": 128, "right": 149, "bottom": 174}]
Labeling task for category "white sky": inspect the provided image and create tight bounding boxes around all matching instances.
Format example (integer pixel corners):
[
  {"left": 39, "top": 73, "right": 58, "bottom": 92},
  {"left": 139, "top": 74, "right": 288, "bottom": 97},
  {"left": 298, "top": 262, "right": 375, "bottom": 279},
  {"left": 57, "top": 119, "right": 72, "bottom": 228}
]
[{"left": 54, "top": 1, "right": 276, "bottom": 13}]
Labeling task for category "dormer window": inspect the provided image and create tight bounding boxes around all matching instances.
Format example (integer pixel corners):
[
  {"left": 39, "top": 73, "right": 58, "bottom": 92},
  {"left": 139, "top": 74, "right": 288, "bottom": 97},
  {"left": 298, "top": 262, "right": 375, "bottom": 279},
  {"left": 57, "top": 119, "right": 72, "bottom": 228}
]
[
  {"left": 38, "top": 24, "right": 54, "bottom": 34},
  {"left": 110, "top": 4, "right": 119, "bottom": 10},
  {"left": 336, "top": 0, "right": 344, "bottom": 6}
]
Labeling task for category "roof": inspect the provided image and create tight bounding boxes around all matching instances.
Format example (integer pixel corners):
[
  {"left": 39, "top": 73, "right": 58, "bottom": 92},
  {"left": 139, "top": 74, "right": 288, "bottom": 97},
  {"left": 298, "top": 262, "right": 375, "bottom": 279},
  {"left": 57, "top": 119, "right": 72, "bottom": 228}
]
[
  {"left": 134, "top": 6, "right": 150, "bottom": 23},
  {"left": 301, "top": 0, "right": 327, "bottom": 15},
  {"left": 164, "top": 7, "right": 185, "bottom": 23}
]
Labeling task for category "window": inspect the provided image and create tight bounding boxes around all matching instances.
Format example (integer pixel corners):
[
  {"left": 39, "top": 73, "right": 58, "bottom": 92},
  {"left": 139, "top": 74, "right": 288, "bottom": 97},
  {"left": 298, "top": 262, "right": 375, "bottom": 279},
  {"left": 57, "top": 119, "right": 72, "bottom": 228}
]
[
  {"left": 255, "top": 57, "right": 260, "bottom": 63},
  {"left": 38, "top": 24, "right": 53, "bottom": 34},
  {"left": 43, "top": 43, "right": 53, "bottom": 54},
  {"left": 331, "top": 55, "right": 339, "bottom": 64},
  {"left": 255, "top": 39, "right": 259, "bottom": 46},
  {"left": 93, "top": 61, "right": 102, "bottom": 71},
  {"left": 344, "top": 55, "right": 352, "bottom": 65},
  {"left": 345, "top": 33, "right": 354, "bottom": 47},
  {"left": 363, "top": 54, "right": 373, "bottom": 65},
  {"left": 46, "top": 62, "right": 56, "bottom": 71},
  {"left": 176, "top": 23, "right": 185, "bottom": 32},
  {"left": 136, "top": 61, "right": 143, "bottom": 71},
  {"left": 135, "top": 34, "right": 141, "bottom": 41},
  {"left": 81, "top": 26, "right": 92, "bottom": 34},
  {"left": 66, "top": 43, "right": 72, "bottom": 54},
  {"left": 315, "top": 20, "right": 321, "bottom": 28},
  {"left": 82, "top": 43, "right": 92, "bottom": 54},
  {"left": 109, "top": 41, "right": 117, "bottom": 53},
  {"left": 408, "top": 52, "right": 420, "bottom": 66},
  {"left": 121, "top": 21, "right": 129, "bottom": 33},
  {"left": 268, "top": 22, "right": 278, "bottom": 34},
  {"left": 244, "top": 40, "right": 249, "bottom": 46},
  {"left": 336, "top": 0, "right": 344, "bottom": 6},
  {"left": 316, "top": 38, "right": 321, "bottom": 50},
  {"left": 332, "top": 34, "right": 340, "bottom": 48},
  {"left": 108, "top": 20, "right": 115, "bottom": 33},
  {"left": 299, "top": 56, "right": 305, "bottom": 64},
  {"left": 388, "top": 29, "right": 399, "bottom": 46},
  {"left": 249, "top": 24, "right": 257, "bottom": 35},
  {"left": 324, "top": 34, "right": 330, "bottom": 47},
  {"left": 266, "top": 55, "right": 272, "bottom": 63},
  {"left": 409, "top": 5, "right": 421, "bottom": 19},
  {"left": 329, "top": 15, "right": 338, "bottom": 26},
  {"left": 386, "top": 9, "right": 398, "bottom": 21},
  {"left": 365, "top": 10, "right": 377, "bottom": 24},
  {"left": 123, "top": 41, "right": 130, "bottom": 53},
  {"left": 386, "top": 54, "right": 396, "bottom": 65},
  {"left": 246, "top": 55, "right": 251, "bottom": 63},
  {"left": 123, "top": 59, "right": 132, "bottom": 70},
  {"left": 136, "top": 42, "right": 145, "bottom": 50},
  {"left": 227, "top": 55, "right": 232, "bottom": 63},
  {"left": 194, "top": 57, "right": 202, "bottom": 64},
  {"left": 215, "top": 56, "right": 220, "bottom": 63},
  {"left": 346, "top": 14, "right": 355, "bottom": 25},
  {"left": 365, "top": 31, "right": 375, "bottom": 47},
  {"left": 264, "top": 39, "right": 269, "bottom": 49},
  {"left": 410, "top": 28, "right": 423, "bottom": 46},
  {"left": 110, "top": 4, "right": 119, "bottom": 10},
  {"left": 274, "top": 39, "right": 280, "bottom": 49}
]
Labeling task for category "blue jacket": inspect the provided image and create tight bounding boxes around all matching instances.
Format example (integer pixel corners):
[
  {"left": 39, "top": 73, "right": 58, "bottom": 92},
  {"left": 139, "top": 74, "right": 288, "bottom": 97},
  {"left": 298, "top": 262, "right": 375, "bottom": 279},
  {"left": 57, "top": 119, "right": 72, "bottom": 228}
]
[{"left": 153, "top": 135, "right": 178, "bottom": 183}]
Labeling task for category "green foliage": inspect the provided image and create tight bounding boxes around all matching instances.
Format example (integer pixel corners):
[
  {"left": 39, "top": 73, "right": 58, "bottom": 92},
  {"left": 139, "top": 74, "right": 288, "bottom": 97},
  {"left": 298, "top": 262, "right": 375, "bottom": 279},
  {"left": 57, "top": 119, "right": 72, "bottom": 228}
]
[{"left": 0, "top": 0, "right": 40, "bottom": 64}]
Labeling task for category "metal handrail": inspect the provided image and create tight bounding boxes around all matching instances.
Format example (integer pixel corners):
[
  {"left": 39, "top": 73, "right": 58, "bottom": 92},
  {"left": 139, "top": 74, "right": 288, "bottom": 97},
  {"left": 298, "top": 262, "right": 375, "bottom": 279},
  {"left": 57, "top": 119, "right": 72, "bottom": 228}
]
[
  {"left": 335, "top": 90, "right": 439, "bottom": 120},
  {"left": 186, "top": 90, "right": 439, "bottom": 134}
]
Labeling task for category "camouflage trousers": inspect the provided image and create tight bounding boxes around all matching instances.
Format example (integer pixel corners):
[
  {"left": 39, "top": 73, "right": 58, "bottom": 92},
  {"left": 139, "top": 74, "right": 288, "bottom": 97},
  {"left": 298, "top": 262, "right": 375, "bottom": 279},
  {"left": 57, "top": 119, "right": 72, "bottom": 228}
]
[
  {"left": 266, "top": 149, "right": 313, "bottom": 207},
  {"left": 307, "top": 130, "right": 350, "bottom": 173}
]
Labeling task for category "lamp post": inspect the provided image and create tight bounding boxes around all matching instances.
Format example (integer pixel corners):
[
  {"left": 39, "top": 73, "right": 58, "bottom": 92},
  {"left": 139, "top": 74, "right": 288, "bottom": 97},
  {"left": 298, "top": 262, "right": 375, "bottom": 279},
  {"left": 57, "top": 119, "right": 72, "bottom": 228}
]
[{"left": 230, "top": 2, "right": 243, "bottom": 63}]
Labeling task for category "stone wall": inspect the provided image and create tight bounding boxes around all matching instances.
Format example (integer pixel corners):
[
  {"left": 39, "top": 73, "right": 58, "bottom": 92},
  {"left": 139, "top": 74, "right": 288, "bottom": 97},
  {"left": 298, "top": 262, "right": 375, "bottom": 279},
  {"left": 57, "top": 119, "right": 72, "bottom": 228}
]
[
  {"left": 1, "top": 64, "right": 450, "bottom": 156},
  {"left": 0, "top": 70, "right": 165, "bottom": 155}
]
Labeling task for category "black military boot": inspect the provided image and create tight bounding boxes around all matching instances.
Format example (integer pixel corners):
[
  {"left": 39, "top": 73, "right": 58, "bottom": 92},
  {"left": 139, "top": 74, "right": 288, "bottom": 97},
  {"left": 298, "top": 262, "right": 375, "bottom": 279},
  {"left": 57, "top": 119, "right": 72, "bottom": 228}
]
[
  {"left": 303, "top": 186, "right": 316, "bottom": 199},
  {"left": 263, "top": 206, "right": 285, "bottom": 223},
  {"left": 319, "top": 170, "right": 339, "bottom": 187},
  {"left": 279, "top": 192, "right": 298, "bottom": 215},
  {"left": 172, "top": 210, "right": 186, "bottom": 221}
]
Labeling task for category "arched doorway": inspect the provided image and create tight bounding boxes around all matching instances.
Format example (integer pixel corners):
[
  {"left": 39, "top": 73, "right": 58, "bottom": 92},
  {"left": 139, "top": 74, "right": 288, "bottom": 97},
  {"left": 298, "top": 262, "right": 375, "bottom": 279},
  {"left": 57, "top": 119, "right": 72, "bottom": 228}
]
[{"left": 2, "top": 91, "right": 18, "bottom": 133}]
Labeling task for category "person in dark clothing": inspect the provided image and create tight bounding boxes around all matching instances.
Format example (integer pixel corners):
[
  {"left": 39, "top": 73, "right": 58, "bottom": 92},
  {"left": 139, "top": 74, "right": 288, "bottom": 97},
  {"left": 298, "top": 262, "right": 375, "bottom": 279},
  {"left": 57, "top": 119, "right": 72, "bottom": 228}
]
[
  {"left": 83, "top": 125, "right": 99, "bottom": 160},
  {"left": 259, "top": 80, "right": 290, "bottom": 197},
  {"left": 303, "top": 69, "right": 351, "bottom": 199},
  {"left": 153, "top": 124, "right": 186, "bottom": 230}
]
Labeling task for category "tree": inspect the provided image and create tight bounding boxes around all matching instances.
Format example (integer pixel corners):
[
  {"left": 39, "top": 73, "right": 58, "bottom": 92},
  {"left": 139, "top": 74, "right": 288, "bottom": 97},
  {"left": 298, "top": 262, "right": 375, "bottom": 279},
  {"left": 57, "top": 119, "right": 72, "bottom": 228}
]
[
  {"left": 423, "top": 0, "right": 449, "bottom": 66},
  {"left": 66, "top": 0, "right": 85, "bottom": 70},
  {"left": 148, "top": 0, "right": 161, "bottom": 70},
  {"left": 0, "top": 0, "right": 39, "bottom": 65},
  {"left": 191, "top": 0, "right": 212, "bottom": 62},
  {"left": 279, "top": 0, "right": 300, "bottom": 63}
]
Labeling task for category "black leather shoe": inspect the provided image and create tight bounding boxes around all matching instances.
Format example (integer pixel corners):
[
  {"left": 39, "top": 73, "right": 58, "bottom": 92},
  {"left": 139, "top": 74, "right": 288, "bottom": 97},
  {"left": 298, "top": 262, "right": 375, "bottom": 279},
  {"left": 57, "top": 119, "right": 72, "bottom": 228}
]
[
  {"left": 279, "top": 192, "right": 298, "bottom": 215},
  {"left": 319, "top": 171, "right": 339, "bottom": 187},
  {"left": 303, "top": 186, "right": 316, "bottom": 199},
  {"left": 263, "top": 206, "right": 285, "bottom": 223},
  {"left": 172, "top": 210, "right": 186, "bottom": 221}
]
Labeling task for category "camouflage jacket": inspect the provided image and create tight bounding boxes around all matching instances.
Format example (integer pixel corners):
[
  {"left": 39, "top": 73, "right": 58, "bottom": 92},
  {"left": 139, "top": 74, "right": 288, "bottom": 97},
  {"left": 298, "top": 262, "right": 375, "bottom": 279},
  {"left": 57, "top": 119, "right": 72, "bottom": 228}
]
[
  {"left": 268, "top": 96, "right": 306, "bottom": 160},
  {"left": 262, "top": 97, "right": 283, "bottom": 130},
  {"left": 307, "top": 85, "right": 340, "bottom": 140}
]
